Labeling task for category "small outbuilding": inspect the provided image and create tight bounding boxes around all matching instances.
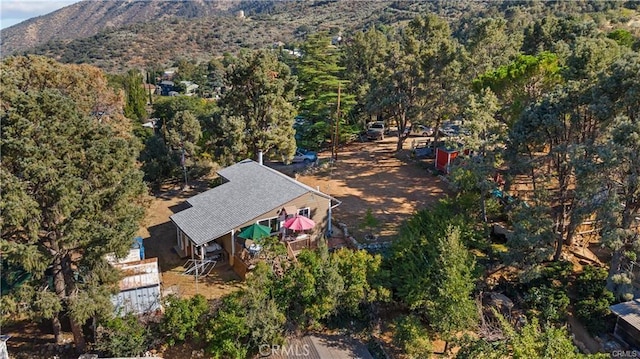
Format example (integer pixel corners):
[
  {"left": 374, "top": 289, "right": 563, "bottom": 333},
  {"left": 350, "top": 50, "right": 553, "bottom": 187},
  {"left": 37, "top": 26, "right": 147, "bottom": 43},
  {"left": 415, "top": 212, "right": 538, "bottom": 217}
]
[
  {"left": 435, "top": 147, "right": 459, "bottom": 174},
  {"left": 610, "top": 298, "right": 640, "bottom": 350},
  {"left": 111, "top": 258, "right": 162, "bottom": 316}
]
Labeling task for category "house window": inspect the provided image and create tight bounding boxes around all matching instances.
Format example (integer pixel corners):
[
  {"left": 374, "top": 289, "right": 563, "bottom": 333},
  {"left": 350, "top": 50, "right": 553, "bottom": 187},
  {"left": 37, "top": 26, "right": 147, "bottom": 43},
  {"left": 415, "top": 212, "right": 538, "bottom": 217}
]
[
  {"left": 298, "top": 207, "right": 310, "bottom": 218},
  {"left": 258, "top": 217, "right": 280, "bottom": 234}
]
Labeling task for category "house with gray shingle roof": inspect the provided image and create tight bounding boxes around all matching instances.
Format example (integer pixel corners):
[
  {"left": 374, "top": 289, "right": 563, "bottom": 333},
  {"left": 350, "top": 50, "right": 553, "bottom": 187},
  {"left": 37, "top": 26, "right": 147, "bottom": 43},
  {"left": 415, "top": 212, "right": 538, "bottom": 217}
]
[{"left": 170, "top": 159, "right": 338, "bottom": 278}]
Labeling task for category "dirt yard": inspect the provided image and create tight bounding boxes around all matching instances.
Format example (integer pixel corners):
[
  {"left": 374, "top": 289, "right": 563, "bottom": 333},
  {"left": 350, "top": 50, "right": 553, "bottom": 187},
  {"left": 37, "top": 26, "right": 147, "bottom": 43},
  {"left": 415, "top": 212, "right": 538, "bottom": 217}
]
[{"left": 296, "top": 135, "right": 450, "bottom": 242}]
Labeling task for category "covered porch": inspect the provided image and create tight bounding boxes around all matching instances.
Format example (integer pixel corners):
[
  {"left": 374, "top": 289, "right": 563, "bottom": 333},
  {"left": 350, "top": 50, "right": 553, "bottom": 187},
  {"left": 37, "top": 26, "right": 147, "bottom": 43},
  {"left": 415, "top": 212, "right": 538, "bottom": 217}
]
[{"left": 172, "top": 227, "right": 234, "bottom": 277}]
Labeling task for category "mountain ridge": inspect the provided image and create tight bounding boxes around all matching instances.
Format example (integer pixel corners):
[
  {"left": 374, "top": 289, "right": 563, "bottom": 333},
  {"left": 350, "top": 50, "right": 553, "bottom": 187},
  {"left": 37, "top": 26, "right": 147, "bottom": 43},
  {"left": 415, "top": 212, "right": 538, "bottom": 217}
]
[
  {"left": 3, "top": 0, "right": 430, "bottom": 72},
  {"left": 0, "top": 0, "right": 251, "bottom": 56}
]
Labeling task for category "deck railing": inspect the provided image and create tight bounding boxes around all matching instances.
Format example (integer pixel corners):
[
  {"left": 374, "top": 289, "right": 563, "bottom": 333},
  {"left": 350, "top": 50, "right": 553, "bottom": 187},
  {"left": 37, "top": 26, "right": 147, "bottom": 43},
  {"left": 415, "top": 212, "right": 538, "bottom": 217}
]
[{"left": 286, "top": 236, "right": 310, "bottom": 252}]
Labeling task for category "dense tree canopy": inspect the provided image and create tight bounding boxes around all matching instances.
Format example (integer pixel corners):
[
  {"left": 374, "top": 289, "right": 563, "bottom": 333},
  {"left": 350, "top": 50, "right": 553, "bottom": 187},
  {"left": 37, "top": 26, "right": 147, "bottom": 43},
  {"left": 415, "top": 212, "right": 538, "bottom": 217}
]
[
  {"left": 4, "top": 2, "right": 640, "bottom": 355},
  {"left": 0, "top": 55, "right": 131, "bottom": 136},
  {"left": 390, "top": 201, "right": 478, "bottom": 336},
  {"left": 1, "top": 57, "right": 147, "bottom": 350},
  {"left": 219, "top": 49, "right": 298, "bottom": 161}
]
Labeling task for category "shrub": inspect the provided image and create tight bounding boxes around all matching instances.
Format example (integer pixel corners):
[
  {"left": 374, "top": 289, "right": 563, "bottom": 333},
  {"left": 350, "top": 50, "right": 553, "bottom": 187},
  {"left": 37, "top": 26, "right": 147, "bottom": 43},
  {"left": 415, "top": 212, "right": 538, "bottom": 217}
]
[
  {"left": 95, "top": 314, "right": 150, "bottom": 357},
  {"left": 575, "top": 297, "right": 615, "bottom": 335},
  {"left": 524, "top": 285, "right": 569, "bottom": 323},
  {"left": 393, "top": 315, "right": 432, "bottom": 359},
  {"left": 574, "top": 266, "right": 615, "bottom": 335},
  {"left": 575, "top": 266, "right": 608, "bottom": 298},
  {"left": 205, "top": 294, "right": 250, "bottom": 359},
  {"left": 160, "top": 294, "right": 209, "bottom": 346}
]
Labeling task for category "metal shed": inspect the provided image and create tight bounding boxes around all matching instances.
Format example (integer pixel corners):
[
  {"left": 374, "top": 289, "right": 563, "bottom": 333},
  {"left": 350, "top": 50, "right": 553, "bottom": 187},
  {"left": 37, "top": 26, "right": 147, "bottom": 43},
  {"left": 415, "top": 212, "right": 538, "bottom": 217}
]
[
  {"left": 610, "top": 299, "right": 640, "bottom": 350},
  {"left": 111, "top": 258, "right": 162, "bottom": 316}
]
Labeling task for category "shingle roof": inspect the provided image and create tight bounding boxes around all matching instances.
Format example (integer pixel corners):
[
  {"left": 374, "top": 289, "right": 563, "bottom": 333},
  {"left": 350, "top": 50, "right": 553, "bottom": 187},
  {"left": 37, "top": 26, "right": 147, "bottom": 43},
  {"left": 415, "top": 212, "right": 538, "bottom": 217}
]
[
  {"left": 170, "top": 159, "right": 333, "bottom": 246},
  {"left": 610, "top": 298, "right": 640, "bottom": 330}
]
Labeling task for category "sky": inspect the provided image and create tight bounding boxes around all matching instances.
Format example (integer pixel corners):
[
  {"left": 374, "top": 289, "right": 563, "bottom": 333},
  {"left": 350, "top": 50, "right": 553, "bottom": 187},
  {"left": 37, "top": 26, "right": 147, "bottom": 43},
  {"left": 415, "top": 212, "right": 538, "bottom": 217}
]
[{"left": 1, "top": 0, "right": 80, "bottom": 29}]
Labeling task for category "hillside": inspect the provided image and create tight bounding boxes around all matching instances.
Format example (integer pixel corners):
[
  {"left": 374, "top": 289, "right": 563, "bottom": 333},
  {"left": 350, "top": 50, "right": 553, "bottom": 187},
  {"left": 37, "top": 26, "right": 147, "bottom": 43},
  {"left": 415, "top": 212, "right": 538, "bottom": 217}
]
[
  {"left": 0, "top": 0, "right": 248, "bottom": 56},
  {"left": 1, "top": 0, "right": 482, "bottom": 73},
  {"left": 3, "top": 0, "right": 638, "bottom": 73}
]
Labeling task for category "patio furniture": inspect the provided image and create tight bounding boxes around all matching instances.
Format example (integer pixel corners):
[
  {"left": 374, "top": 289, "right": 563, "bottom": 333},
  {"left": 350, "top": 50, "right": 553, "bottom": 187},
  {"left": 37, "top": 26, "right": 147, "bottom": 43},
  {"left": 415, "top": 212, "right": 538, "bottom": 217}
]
[
  {"left": 248, "top": 243, "right": 262, "bottom": 256},
  {"left": 204, "top": 242, "right": 222, "bottom": 253}
]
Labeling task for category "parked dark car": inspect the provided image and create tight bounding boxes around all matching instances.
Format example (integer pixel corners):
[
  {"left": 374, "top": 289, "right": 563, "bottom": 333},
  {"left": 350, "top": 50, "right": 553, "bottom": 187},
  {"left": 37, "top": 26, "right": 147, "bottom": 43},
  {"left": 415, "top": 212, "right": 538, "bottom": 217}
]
[{"left": 367, "top": 121, "right": 386, "bottom": 140}]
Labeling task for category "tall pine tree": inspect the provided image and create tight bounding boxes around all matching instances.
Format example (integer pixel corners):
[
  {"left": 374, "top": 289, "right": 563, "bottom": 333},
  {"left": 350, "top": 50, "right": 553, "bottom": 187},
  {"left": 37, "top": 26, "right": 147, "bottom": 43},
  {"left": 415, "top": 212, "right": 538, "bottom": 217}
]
[{"left": 1, "top": 57, "right": 146, "bottom": 351}]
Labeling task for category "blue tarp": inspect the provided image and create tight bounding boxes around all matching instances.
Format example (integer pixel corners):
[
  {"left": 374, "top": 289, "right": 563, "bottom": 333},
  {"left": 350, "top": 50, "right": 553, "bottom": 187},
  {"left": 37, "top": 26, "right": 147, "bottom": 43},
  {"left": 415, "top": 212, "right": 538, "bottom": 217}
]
[{"left": 133, "top": 236, "right": 145, "bottom": 260}]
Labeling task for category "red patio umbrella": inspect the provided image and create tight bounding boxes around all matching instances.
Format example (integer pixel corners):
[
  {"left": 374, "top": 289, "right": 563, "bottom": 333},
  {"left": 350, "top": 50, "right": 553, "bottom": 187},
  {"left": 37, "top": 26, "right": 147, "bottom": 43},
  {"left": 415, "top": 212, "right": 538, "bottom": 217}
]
[{"left": 284, "top": 215, "right": 316, "bottom": 231}]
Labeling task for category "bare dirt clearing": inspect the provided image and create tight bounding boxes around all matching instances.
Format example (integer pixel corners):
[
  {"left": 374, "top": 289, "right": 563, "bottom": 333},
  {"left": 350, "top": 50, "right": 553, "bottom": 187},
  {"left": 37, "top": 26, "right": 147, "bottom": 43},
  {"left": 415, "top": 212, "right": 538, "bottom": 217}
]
[{"left": 295, "top": 135, "right": 450, "bottom": 242}]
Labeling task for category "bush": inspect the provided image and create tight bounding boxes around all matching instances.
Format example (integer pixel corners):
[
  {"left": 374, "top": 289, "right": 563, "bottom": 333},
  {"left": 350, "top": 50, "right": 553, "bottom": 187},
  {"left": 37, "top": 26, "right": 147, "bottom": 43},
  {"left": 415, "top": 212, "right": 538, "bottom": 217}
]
[
  {"left": 575, "top": 297, "right": 615, "bottom": 335},
  {"left": 393, "top": 315, "right": 432, "bottom": 359},
  {"left": 575, "top": 266, "right": 608, "bottom": 298},
  {"left": 574, "top": 266, "right": 615, "bottom": 335},
  {"left": 205, "top": 294, "right": 250, "bottom": 359},
  {"left": 521, "top": 261, "right": 573, "bottom": 288},
  {"left": 524, "top": 285, "right": 569, "bottom": 323},
  {"left": 95, "top": 314, "right": 150, "bottom": 357},
  {"left": 160, "top": 294, "right": 209, "bottom": 346}
]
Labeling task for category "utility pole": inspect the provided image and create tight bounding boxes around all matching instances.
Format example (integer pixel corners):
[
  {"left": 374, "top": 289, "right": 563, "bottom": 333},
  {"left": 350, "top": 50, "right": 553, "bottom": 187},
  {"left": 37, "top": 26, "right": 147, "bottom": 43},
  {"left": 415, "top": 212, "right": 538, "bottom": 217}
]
[
  {"left": 333, "top": 83, "right": 341, "bottom": 161},
  {"left": 180, "top": 139, "right": 188, "bottom": 190},
  {"left": 146, "top": 72, "right": 153, "bottom": 105},
  {"left": 182, "top": 148, "right": 188, "bottom": 189}
]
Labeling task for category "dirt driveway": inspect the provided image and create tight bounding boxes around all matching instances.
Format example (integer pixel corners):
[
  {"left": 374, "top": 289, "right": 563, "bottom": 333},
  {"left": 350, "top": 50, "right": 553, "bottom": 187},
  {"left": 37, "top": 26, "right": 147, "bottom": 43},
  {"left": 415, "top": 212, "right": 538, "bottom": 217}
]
[{"left": 296, "top": 135, "right": 450, "bottom": 242}]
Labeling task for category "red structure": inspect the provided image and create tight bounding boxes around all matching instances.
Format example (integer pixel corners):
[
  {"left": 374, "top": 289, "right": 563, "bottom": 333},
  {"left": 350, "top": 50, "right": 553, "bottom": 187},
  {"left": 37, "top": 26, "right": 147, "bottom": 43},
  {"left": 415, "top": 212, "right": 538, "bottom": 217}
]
[{"left": 435, "top": 147, "right": 459, "bottom": 174}]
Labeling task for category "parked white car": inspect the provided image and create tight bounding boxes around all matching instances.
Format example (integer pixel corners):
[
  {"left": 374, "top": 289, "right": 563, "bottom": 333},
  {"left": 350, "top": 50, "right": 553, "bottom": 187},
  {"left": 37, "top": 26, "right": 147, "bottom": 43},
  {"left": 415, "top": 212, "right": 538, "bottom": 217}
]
[
  {"left": 417, "top": 125, "right": 434, "bottom": 136},
  {"left": 292, "top": 148, "right": 318, "bottom": 163}
]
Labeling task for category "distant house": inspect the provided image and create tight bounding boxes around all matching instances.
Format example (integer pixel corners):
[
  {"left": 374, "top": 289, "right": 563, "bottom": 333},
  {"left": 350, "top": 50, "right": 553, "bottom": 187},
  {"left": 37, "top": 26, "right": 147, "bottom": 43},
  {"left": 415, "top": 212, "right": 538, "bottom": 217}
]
[
  {"left": 170, "top": 159, "right": 339, "bottom": 279},
  {"left": 179, "top": 81, "right": 199, "bottom": 96},
  {"left": 159, "top": 80, "right": 175, "bottom": 96},
  {"left": 162, "top": 68, "right": 177, "bottom": 80},
  {"left": 141, "top": 83, "right": 157, "bottom": 96},
  {"left": 610, "top": 299, "right": 640, "bottom": 350},
  {"left": 142, "top": 118, "right": 158, "bottom": 129}
]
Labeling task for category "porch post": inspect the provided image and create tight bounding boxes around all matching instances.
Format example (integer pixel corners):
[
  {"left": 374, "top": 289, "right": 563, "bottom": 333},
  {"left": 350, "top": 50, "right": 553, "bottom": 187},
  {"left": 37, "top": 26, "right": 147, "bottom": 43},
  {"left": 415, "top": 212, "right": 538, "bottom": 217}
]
[
  {"left": 230, "top": 229, "right": 235, "bottom": 266},
  {"left": 327, "top": 205, "right": 332, "bottom": 238},
  {"left": 191, "top": 245, "right": 198, "bottom": 294},
  {"left": 176, "top": 226, "right": 180, "bottom": 249}
]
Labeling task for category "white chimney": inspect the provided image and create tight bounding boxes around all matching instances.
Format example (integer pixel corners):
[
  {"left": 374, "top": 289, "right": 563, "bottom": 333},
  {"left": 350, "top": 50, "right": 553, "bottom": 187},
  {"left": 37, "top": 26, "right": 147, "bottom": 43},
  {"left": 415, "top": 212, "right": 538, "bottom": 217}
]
[{"left": 258, "top": 151, "right": 263, "bottom": 165}]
